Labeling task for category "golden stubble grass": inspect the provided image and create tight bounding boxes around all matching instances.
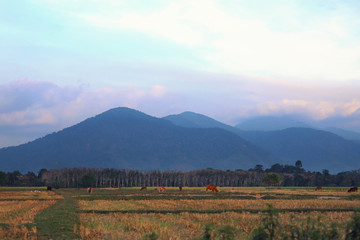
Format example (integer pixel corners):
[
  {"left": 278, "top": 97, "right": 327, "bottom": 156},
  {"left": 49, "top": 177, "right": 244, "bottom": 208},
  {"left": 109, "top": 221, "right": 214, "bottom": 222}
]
[
  {"left": 78, "top": 198, "right": 360, "bottom": 211},
  {"left": 0, "top": 200, "right": 56, "bottom": 240},
  {"left": 78, "top": 211, "right": 354, "bottom": 240},
  {"left": 224, "top": 187, "right": 355, "bottom": 196},
  {"left": 0, "top": 225, "right": 38, "bottom": 240},
  {"left": 77, "top": 188, "right": 359, "bottom": 239},
  {"left": 0, "top": 200, "right": 56, "bottom": 225},
  {"left": 0, "top": 190, "right": 63, "bottom": 200}
]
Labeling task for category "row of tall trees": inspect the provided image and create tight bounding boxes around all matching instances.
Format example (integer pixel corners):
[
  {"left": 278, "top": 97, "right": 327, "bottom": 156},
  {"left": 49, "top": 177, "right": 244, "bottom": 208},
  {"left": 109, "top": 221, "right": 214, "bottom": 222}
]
[
  {"left": 0, "top": 169, "right": 47, "bottom": 186},
  {"left": 40, "top": 168, "right": 266, "bottom": 188},
  {"left": 1, "top": 162, "right": 360, "bottom": 187}
]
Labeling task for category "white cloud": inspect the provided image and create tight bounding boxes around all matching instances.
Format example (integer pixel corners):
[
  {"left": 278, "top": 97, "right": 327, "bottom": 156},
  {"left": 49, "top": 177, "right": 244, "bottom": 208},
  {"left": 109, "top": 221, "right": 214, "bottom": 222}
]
[
  {"left": 255, "top": 98, "right": 360, "bottom": 121},
  {"left": 0, "top": 80, "right": 169, "bottom": 127},
  {"left": 150, "top": 85, "right": 167, "bottom": 98},
  {"left": 43, "top": 0, "right": 360, "bottom": 82},
  {"left": 343, "top": 99, "right": 360, "bottom": 116}
]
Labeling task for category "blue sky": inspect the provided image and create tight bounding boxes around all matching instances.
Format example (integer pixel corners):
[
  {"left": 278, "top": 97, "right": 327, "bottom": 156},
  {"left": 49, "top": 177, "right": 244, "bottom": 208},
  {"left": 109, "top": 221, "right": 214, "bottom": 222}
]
[{"left": 1, "top": 0, "right": 360, "bottom": 147}]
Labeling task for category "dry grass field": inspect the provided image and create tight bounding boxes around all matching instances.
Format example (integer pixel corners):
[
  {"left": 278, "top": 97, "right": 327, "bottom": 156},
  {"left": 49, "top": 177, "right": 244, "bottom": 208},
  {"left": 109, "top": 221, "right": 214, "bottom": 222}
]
[
  {"left": 78, "top": 211, "right": 355, "bottom": 239},
  {"left": 0, "top": 188, "right": 58, "bottom": 239},
  {"left": 0, "top": 186, "right": 359, "bottom": 239},
  {"left": 78, "top": 198, "right": 360, "bottom": 211},
  {"left": 75, "top": 187, "right": 360, "bottom": 239}
]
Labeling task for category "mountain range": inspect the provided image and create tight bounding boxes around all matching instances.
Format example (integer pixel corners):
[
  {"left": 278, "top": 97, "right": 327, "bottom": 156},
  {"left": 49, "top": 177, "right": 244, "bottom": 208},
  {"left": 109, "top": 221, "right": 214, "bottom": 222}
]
[
  {"left": 0, "top": 107, "right": 359, "bottom": 173},
  {"left": 235, "top": 116, "right": 310, "bottom": 131},
  {"left": 164, "top": 112, "right": 360, "bottom": 173},
  {"left": 0, "top": 108, "right": 276, "bottom": 173}
]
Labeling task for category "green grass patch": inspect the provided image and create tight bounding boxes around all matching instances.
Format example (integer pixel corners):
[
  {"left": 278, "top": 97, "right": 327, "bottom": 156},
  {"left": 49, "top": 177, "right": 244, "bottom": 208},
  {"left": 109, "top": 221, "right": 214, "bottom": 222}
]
[{"left": 34, "top": 189, "right": 80, "bottom": 239}]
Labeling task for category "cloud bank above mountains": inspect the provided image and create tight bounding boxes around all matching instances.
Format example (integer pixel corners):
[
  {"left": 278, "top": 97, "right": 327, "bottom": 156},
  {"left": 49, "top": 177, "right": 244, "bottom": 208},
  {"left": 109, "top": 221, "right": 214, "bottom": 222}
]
[
  {"left": 1, "top": 0, "right": 360, "bottom": 147},
  {"left": 0, "top": 76, "right": 359, "bottom": 148}
]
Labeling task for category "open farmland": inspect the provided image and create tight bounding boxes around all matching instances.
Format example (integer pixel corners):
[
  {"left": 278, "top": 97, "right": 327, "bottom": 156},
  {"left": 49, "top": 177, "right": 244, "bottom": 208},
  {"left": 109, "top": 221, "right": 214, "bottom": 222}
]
[
  {"left": 0, "top": 187, "right": 360, "bottom": 239},
  {"left": 0, "top": 187, "right": 60, "bottom": 239}
]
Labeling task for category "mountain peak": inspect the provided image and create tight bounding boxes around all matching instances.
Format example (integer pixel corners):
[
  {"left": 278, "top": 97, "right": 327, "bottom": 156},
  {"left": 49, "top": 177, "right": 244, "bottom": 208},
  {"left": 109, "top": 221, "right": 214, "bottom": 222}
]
[
  {"left": 97, "top": 107, "right": 148, "bottom": 119},
  {"left": 164, "top": 111, "right": 227, "bottom": 129},
  {"left": 0, "top": 107, "right": 275, "bottom": 172}
]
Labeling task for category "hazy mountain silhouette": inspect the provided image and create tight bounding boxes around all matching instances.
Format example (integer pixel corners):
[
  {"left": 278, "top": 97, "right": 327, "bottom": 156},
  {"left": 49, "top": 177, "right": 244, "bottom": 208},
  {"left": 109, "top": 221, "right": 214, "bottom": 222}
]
[
  {"left": 165, "top": 112, "right": 360, "bottom": 173},
  {"left": 0, "top": 108, "right": 277, "bottom": 172},
  {"left": 236, "top": 116, "right": 310, "bottom": 131},
  {"left": 164, "top": 111, "right": 239, "bottom": 132},
  {"left": 239, "top": 128, "right": 360, "bottom": 173},
  {"left": 325, "top": 127, "right": 360, "bottom": 142}
]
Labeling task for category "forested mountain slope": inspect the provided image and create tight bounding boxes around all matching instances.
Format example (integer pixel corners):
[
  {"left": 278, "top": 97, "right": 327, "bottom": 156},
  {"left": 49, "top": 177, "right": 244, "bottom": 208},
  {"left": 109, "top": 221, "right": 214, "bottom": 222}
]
[{"left": 0, "top": 108, "right": 277, "bottom": 172}]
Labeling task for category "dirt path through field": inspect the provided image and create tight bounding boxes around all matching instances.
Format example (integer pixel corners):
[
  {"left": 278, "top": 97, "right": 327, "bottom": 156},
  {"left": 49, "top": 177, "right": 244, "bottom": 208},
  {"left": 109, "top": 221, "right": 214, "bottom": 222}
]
[{"left": 34, "top": 189, "right": 80, "bottom": 239}]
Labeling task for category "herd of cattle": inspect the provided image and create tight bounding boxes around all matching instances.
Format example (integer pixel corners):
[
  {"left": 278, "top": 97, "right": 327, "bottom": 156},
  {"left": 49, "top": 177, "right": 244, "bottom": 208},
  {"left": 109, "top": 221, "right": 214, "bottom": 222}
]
[
  {"left": 46, "top": 185, "right": 358, "bottom": 193},
  {"left": 139, "top": 185, "right": 218, "bottom": 193}
]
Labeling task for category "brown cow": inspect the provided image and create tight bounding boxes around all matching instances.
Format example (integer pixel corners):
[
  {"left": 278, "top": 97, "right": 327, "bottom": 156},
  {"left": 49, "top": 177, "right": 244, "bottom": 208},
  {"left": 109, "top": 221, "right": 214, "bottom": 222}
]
[
  {"left": 158, "top": 187, "right": 166, "bottom": 192},
  {"left": 315, "top": 186, "right": 322, "bottom": 191},
  {"left": 47, "top": 186, "right": 52, "bottom": 191},
  {"left": 179, "top": 186, "right": 183, "bottom": 191},
  {"left": 206, "top": 184, "right": 219, "bottom": 193},
  {"left": 87, "top": 187, "right": 93, "bottom": 194},
  {"left": 348, "top": 187, "right": 358, "bottom": 192},
  {"left": 140, "top": 186, "right": 147, "bottom": 191}
]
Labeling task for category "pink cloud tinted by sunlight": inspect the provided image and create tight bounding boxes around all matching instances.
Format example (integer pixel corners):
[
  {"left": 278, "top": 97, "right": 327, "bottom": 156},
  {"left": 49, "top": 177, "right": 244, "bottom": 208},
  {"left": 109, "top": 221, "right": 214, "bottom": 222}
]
[{"left": 1, "top": 0, "right": 360, "bottom": 147}]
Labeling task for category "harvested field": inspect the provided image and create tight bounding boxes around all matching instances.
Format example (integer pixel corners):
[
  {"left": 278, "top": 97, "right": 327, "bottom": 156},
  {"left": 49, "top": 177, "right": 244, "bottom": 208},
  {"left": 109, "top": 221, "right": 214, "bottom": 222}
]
[
  {"left": 78, "top": 211, "right": 354, "bottom": 239},
  {"left": 75, "top": 187, "right": 360, "bottom": 239},
  {"left": 0, "top": 187, "right": 359, "bottom": 239},
  {"left": 0, "top": 200, "right": 56, "bottom": 239},
  {"left": 78, "top": 198, "right": 360, "bottom": 211},
  {"left": 0, "top": 200, "right": 56, "bottom": 225},
  {"left": 0, "top": 190, "right": 63, "bottom": 200}
]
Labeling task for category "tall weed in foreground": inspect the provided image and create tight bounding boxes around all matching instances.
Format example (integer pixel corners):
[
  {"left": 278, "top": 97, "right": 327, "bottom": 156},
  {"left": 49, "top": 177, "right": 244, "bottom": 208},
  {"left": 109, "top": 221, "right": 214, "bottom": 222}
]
[
  {"left": 251, "top": 204, "right": 280, "bottom": 240},
  {"left": 251, "top": 204, "right": 344, "bottom": 240},
  {"left": 202, "top": 224, "right": 212, "bottom": 240},
  {"left": 143, "top": 231, "right": 159, "bottom": 240},
  {"left": 196, "top": 224, "right": 235, "bottom": 240},
  {"left": 281, "top": 216, "right": 340, "bottom": 240},
  {"left": 216, "top": 225, "right": 235, "bottom": 240},
  {"left": 345, "top": 210, "right": 360, "bottom": 240}
]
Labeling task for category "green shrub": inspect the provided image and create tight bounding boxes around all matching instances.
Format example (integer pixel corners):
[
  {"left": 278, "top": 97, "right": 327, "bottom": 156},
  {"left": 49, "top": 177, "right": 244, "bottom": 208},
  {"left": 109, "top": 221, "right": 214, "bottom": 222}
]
[
  {"left": 143, "top": 231, "right": 159, "bottom": 240},
  {"left": 251, "top": 205, "right": 342, "bottom": 240},
  {"left": 216, "top": 225, "right": 235, "bottom": 240},
  {"left": 345, "top": 210, "right": 360, "bottom": 240},
  {"left": 251, "top": 204, "right": 280, "bottom": 240}
]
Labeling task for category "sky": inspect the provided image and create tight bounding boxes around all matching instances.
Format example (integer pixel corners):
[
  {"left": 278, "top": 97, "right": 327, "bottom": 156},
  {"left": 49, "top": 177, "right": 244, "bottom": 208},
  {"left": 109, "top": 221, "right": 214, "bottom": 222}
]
[{"left": 1, "top": 0, "right": 360, "bottom": 147}]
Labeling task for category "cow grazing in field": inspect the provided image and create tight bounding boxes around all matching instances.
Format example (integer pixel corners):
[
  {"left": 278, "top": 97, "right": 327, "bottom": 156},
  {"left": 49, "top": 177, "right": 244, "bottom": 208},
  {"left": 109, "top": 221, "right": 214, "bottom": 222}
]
[
  {"left": 315, "top": 187, "right": 322, "bottom": 191},
  {"left": 47, "top": 186, "right": 52, "bottom": 191},
  {"left": 179, "top": 186, "right": 182, "bottom": 191},
  {"left": 348, "top": 187, "right": 358, "bottom": 192},
  {"left": 87, "top": 187, "right": 93, "bottom": 194},
  {"left": 277, "top": 187, "right": 281, "bottom": 190},
  {"left": 206, "top": 184, "right": 219, "bottom": 193},
  {"left": 140, "top": 186, "right": 147, "bottom": 191},
  {"left": 158, "top": 187, "right": 166, "bottom": 192}
]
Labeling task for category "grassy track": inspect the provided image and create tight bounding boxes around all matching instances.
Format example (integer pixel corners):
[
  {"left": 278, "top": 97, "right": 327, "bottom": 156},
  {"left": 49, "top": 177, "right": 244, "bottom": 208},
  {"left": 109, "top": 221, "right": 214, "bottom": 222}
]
[{"left": 35, "top": 189, "right": 80, "bottom": 240}]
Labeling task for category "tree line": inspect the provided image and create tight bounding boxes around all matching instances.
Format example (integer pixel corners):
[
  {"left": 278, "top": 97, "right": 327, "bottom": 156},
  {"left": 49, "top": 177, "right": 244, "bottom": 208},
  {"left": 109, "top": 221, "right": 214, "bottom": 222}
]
[{"left": 1, "top": 161, "right": 360, "bottom": 188}]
